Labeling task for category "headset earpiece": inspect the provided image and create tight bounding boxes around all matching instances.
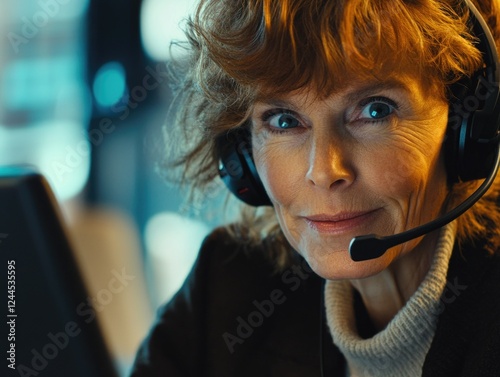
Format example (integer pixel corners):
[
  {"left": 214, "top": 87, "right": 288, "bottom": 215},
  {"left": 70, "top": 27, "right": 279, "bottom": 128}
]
[
  {"left": 216, "top": 127, "right": 272, "bottom": 206},
  {"left": 445, "top": 0, "right": 500, "bottom": 183}
]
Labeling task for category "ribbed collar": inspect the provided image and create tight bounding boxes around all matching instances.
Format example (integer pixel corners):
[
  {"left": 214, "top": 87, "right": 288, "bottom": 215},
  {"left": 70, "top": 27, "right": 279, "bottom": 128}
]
[{"left": 324, "top": 222, "right": 457, "bottom": 377}]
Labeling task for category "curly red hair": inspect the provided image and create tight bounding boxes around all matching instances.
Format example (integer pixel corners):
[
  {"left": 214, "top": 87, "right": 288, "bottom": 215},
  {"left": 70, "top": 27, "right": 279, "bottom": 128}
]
[{"left": 165, "top": 0, "right": 500, "bottom": 267}]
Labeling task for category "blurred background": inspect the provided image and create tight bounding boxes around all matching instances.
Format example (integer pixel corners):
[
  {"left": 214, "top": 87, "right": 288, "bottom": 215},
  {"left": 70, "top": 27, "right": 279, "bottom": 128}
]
[{"left": 0, "top": 0, "right": 234, "bottom": 375}]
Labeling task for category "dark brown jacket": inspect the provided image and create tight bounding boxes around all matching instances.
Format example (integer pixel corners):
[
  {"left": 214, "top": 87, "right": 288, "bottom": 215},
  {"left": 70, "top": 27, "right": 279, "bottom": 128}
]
[{"left": 131, "top": 227, "right": 500, "bottom": 376}]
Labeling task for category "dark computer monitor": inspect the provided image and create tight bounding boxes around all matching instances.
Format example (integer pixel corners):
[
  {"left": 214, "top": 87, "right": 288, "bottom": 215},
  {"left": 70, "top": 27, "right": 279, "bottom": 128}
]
[{"left": 0, "top": 166, "right": 118, "bottom": 377}]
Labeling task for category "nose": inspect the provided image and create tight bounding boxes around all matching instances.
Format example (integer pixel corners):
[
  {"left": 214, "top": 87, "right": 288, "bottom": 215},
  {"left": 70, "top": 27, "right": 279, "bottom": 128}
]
[{"left": 305, "top": 134, "right": 355, "bottom": 190}]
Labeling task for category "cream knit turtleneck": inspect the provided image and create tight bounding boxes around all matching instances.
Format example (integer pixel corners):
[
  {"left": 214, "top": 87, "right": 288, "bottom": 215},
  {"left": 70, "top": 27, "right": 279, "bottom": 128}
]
[{"left": 324, "top": 222, "right": 457, "bottom": 377}]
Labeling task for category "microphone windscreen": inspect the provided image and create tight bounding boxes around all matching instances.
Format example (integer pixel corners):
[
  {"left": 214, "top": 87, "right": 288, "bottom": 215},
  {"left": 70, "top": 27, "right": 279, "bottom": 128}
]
[{"left": 349, "top": 235, "right": 389, "bottom": 261}]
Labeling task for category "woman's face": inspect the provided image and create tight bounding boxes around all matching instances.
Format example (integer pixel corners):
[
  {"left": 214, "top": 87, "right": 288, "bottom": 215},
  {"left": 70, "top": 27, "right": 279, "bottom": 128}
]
[{"left": 251, "top": 74, "right": 450, "bottom": 280}]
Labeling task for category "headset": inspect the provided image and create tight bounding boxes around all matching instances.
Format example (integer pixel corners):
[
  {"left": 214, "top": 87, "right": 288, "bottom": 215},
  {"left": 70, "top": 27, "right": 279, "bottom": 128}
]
[{"left": 216, "top": 0, "right": 500, "bottom": 261}]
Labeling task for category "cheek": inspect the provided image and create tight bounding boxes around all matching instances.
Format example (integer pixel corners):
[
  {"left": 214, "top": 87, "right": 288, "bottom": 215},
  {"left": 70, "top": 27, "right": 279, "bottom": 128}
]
[
  {"left": 253, "top": 143, "right": 303, "bottom": 205},
  {"left": 367, "top": 127, "right": 447, "bottom": 201},
  {"left": 253, "top": 142, "right": 307, "bottom": 251},
  {"left": 370, "top": 147, "right": 426, "bottom": 197}
]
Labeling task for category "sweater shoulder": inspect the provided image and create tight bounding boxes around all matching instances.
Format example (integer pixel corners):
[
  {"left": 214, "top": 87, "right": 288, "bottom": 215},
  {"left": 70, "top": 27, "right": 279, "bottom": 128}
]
[{"left": 424, "top": 241, "right": 500, "bottom": 377}]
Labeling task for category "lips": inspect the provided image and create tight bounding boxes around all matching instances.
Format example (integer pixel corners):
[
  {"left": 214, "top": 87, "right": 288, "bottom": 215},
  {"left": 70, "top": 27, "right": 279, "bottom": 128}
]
[{"left": 304, "top": 210, "right": 379, "bottom": 234}]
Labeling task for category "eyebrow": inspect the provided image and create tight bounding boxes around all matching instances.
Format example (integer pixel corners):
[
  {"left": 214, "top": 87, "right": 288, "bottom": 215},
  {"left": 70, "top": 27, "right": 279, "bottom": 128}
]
[
  {"left": 255, "top": 78, "right": 412, "bottom": 110},
  {"left": 253, "top": 98, "right": 302, "bottom": 112},
  {"left": 343, "top": 79, "right": 411, "bottom": 104}
]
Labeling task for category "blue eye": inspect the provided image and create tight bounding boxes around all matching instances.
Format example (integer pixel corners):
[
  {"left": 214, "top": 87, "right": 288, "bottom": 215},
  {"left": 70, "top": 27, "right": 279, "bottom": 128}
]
[
  {"left": 367, "top": 103, "right": 391, "bottom": 118},
  {"left": 265, "top": 111, "right": 300, "bottom": 130},
  {"left": 278, "top": 114, "right": 299, "bottom": 128},
  {"left": 359, "top": 97, "right": 397, "bottom": 121}
]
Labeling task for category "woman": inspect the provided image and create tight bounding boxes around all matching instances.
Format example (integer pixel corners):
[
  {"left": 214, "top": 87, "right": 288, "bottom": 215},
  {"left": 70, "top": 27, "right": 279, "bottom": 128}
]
[{"left": 131, "top": 0, "right": 500, "bottom": 376}]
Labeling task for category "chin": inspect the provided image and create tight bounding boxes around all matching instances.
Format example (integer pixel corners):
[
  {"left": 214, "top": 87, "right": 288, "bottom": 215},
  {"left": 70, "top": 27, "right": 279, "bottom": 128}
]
[{"left": 304, "top": 248, "right": 394, "bottom": 281}]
